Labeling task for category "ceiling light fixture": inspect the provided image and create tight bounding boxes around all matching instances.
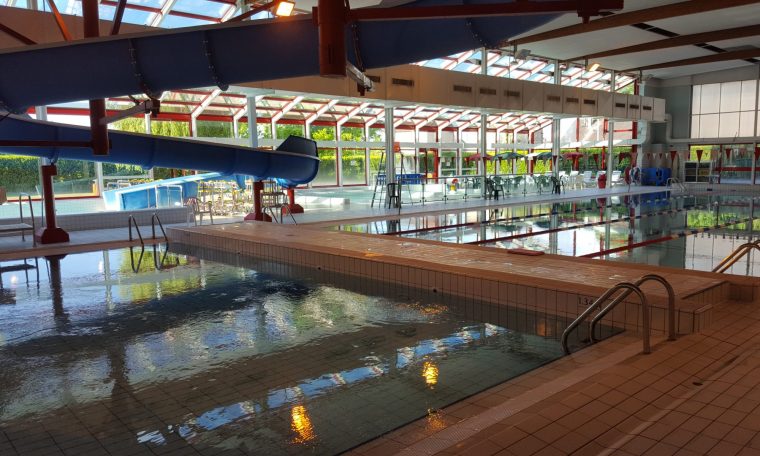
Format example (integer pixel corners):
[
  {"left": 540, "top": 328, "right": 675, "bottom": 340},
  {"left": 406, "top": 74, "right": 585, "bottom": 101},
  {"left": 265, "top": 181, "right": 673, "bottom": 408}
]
[
  {"left": 274, "top": 0, "right": 295, "bottom": 16},
  {"left": 587, "top": 62, "right": 601, "bottom": 72}
]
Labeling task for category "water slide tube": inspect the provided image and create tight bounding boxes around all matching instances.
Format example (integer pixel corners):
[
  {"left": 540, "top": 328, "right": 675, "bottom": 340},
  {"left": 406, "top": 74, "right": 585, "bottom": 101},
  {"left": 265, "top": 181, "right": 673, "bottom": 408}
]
[
  {"left": 0, "top": 114, "right": 319, "bottom": 201},
  {"left": 0, "top": 0, "right": 558, "bottom": 112}
]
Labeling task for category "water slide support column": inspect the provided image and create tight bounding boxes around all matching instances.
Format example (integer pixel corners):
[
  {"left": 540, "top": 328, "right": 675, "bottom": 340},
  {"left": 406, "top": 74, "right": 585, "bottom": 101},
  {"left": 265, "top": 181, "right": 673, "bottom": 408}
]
[
  {"left": 244, "top": 95, "right": 271, "bottom": 222},
  {"left": 35, "top": 165, "right": 70, "bottom": 244},
  {"left": 32, "top": 107, "right": 68, "bottom": 244}
]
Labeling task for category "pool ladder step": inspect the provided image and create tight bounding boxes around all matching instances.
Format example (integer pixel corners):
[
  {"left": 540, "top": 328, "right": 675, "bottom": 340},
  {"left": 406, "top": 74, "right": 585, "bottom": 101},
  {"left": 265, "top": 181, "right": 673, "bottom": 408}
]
[
  {"left": 127, "top": 213, "right": 174, "bottom": 272},
  {"left": 561, "top": 274, "right": 676, "bottom": 355}
]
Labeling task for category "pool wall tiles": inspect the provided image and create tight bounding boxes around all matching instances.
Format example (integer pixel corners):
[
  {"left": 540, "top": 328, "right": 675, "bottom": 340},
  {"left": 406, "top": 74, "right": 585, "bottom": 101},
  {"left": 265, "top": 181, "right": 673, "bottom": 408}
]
[{"left": 169, "top": 229, "right": 707, "bottom": 336}]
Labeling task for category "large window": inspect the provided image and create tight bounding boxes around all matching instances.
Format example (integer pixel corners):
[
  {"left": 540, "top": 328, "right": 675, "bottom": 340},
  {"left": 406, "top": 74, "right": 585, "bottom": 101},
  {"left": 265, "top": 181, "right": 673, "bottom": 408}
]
[{"left": 691, "top": 80, "right": 759, "bottom": 138}]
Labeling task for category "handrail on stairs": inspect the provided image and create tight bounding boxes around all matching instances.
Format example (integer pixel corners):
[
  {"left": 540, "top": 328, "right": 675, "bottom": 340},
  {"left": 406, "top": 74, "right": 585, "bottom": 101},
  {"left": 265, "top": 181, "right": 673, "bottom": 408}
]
[
  {"left": 590, "top": 274, "right": 676, "bottom": 344},
  {"left": 561, "top": 282, "right": 650, "bottom": 355},
  {"left": 712, "top": 240, "right": 760, "bottom": 273}
]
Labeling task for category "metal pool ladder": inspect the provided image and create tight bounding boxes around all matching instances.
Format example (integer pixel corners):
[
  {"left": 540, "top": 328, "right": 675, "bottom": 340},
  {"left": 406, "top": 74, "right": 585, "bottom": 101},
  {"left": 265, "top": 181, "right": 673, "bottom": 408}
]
[
  {"left": 666, "top": 177, "right": 687, "bottom": 193},
  {"left": 712, "top": 240, "right": 760, "bottom": 273},
  {"left": 128, "top": 214, "right": 145, "bottom": 273},
  {"left": 561, "top": 274, "right": 676, "bottom": 355}
]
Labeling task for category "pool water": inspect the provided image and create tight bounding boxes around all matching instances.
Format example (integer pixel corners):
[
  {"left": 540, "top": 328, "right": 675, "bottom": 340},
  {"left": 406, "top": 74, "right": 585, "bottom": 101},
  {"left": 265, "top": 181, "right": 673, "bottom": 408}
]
[
  {"left": 337, "top": 192, "right": 760, "bottom": 275},
  {"left": 0, "top": 248, "right": 587, "bottom": 455}
]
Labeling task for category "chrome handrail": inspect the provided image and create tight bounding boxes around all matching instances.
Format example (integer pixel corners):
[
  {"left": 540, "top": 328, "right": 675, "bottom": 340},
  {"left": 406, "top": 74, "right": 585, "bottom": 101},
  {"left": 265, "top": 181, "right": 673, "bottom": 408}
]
[
  {"left": 590, "top": 274, "right": 675, "bottom": 344},
  {"left": 712, "top": 240, "right": 760, "bottom": 273},
  {"left": 151, "top": 213, "right": 168, "bottom": 242},
  {"left": 128, "top": 215, "right": 144, "bottom": 245},
  {"left": 561, "top": 282, "right": 650, "bottom": 355},
  {"left": 127, "top": 215, "right": 145, "bottom": 273},
  {"left": 17, "top": 193, "right": 35, "bottom": 246}
]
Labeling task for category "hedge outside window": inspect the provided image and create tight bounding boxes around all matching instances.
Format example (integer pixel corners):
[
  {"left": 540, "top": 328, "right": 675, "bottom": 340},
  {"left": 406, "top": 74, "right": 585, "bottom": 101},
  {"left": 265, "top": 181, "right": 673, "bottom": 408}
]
[
  {"left": 314, "top": 149, "right": 337, "bottom": 186},
  {"left": 341, "top": 149, "right": 366, "bottom": 185}
]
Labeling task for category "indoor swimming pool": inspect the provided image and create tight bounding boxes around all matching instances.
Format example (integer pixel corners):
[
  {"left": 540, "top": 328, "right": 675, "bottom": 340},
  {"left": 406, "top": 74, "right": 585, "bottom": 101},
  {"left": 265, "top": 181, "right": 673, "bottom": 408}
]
[
  {"left": 0, "top": 247, "right": 593, "bottom": 455},
  {"left": 336, "top": 192, "right": 760, "bottom": 275}
]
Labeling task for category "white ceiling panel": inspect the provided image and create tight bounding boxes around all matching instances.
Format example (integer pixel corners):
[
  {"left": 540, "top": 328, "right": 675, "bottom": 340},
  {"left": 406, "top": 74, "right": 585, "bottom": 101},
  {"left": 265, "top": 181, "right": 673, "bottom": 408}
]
[
  {"left": 647, "top": 5, "right": 760, "bottom": 35},
  {"left": 598, "top": 46, "right": 715, "bottom": 72},
  {"left": 649, "top": 61, "right": 757, "bottom": 79}
]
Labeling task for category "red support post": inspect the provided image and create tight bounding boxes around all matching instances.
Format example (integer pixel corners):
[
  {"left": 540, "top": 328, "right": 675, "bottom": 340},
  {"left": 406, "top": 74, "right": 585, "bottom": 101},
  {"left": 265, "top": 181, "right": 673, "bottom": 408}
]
[
  {"left": 84, "top": 0, "right": 110, "bottom": 156},
  {"left": 35, "top": 165, "right": 70, "bottom": 245},
  {"left": 283, "top": 188, "right": 304, "bottom": 214},
  {"left": 244, "top": 181, "right": 272, "bottom": 222}
]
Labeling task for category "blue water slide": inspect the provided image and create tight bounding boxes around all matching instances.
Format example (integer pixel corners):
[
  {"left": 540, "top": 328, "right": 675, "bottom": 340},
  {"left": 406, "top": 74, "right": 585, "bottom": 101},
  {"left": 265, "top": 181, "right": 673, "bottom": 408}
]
[
  {"left": 0, "top": 114, "right": 320, "bottom": 187},
  {"left": 101, "top": 172, "right": 247, "bottom": 211},
  {"left": 0, "top": 0, "right": 559, "bottom": 112}
]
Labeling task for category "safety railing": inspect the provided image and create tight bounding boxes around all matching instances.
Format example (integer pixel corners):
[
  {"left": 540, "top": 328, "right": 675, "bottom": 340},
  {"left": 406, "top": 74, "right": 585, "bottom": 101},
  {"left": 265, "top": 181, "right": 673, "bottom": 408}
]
[
  {"left": 590, "top": 274, "right": 676, "bottom": 344},
  {"left": 712, "top": 240, "right": 760, "bottom": 273},
  {"left": 17, "top": 193, "right": 36, "bottom": 246},
  {"left": 151, "top": 213, "right": 168, "bottom": 243},
  {"left": 561, "top": 282, "right": 650, "bottom": 355},
  {"left": 151, "top": 213, "right": 177, "bottom": 270},
  {"left": 128, "top": 215, "right": 145, "bottom": 273},
  {"left": 666, "top": 177, "right": 687, "bottom": 193}
]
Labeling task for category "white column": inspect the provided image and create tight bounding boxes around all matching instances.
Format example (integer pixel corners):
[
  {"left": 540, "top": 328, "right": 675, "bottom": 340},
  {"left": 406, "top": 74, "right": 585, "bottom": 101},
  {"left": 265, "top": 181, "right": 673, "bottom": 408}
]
[
  {"left": 480, "top": 113, "right": 487, "bottom": 196},
  {"left": 364, "top": 124, "right": 371, "bottom": 185},
  {"left": 606, "top": 71, "right": 616, "bottom": 180},
  {"left": 145, "top": 113, "right": 154, "bottom": 179},
  {"left": 752, "top": 72, "right": 759, "bottom": 184},
  {"left": 336, "top": 124, "right": 343, "bottom": 186},
  {"left": 246, "top": 96, "right": 259, "bottom": 148},
  {"left": 384, "top": 107, "right": 395, "bottom": 183},
  {"left": 552, "top": 60, "right": 561, "bottom": 178},
  {"left": 36, "top": 106, "right": 50, "bottom": 198}
]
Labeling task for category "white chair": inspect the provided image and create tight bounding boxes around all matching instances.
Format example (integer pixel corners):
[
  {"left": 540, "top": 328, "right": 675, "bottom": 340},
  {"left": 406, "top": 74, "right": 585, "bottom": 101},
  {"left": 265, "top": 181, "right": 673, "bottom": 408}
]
[
  {"left": 582, "top": 171, "right": 596, "bottom": 187},
  {"left": 610, "top": 170, "right": 623, "bottom": 186}
]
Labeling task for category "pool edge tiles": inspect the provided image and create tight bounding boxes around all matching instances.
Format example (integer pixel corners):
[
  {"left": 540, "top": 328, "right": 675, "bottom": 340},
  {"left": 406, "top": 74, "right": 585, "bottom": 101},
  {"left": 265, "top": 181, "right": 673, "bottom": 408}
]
[{"left": 167, "top": 222, "right": 737, "bottom": 336}]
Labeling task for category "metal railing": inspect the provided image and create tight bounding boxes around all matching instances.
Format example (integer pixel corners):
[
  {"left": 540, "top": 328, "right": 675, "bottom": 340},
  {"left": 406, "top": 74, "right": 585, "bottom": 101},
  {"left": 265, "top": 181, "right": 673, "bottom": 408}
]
[
  {"left": 590, "top": 274, "right": 676, "bottom": 344},
  {"left": 561, "top": 282, "right": 650, "bottom": 355},
  {"left": 151, "top": 213, "right": 168, "bottom": 243},
  {"left": 712, "top": 240, "right": 760, "bottom": 273},
  {"left": 151, "top": 213, "right": 176, "bottom": 270},
  {"left": 128, "top": 214, "right": 145, "bottom": 273},
  {"left": 666, "top": 177, "right": 687, "bottom": 193},
  {"left": 17, "top": 193, "right": 36, "bottom": 246}
]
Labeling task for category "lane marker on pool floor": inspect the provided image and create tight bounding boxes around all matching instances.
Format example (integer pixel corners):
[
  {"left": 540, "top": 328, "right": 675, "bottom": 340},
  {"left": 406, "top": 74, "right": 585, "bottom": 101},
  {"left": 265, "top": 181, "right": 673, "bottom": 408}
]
[
  {"left": 582, "top": 215, "right": 758, "bottom": 259},
  {"left": 468, "top": 196, "right": 760, "bottom": 246}
]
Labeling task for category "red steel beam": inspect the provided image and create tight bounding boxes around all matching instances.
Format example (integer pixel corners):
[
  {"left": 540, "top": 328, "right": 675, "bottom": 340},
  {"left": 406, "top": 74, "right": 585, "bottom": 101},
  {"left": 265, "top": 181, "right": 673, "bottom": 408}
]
[
  {"left": 45, "top": 0, "right": 73, "bottom": 41},
  {"left": 347, "top": 0, "right": 623, "bottom": 21},
  {"left": 111, "top": 0, "right": 128, "bottom": 35},
  {"left": 508, "top": 0, "right": 760, "bottom": 45},
  {"left": 0, "top": 23, "right": 37, "bottom": 45}
]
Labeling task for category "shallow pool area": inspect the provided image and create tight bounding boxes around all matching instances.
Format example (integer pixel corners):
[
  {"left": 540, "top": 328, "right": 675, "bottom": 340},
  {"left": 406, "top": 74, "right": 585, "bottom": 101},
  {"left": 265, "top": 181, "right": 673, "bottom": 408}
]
[
  {"left": 336, "top": 191, "right": 760, "bottom": 275},
  {"left": 0, "top": 247, "right": 595, "bottom": 455}
]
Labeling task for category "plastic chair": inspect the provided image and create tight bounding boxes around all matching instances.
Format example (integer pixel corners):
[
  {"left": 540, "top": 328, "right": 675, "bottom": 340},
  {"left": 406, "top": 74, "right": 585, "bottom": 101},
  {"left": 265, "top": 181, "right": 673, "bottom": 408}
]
[{"left": 186, "top": 197, "right": 213, "bottom": 226}]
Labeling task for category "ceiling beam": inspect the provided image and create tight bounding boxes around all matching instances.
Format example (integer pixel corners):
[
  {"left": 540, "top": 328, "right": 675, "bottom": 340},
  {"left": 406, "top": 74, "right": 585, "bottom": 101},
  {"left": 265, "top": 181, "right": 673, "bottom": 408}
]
[
  {"left": 567, "top": 24, "right": 760, "bottom": 62},
  {"left": 624, "top": 48, "right": 760, "bottom": 72},
  {"left": 394, "top": 106, "right": 425, "bottom": 128},
  {"left": 191, "top": 88, "right": 222, "bottom": 118},
  {"left": 337, "top": 102, "right": 370, "bottom": 127},
  {"left": 271, "top": 95, "right": 304, "bottom": 124},
  {"left": 507, "top": 0, "right": 760, "bottom": 46}
]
